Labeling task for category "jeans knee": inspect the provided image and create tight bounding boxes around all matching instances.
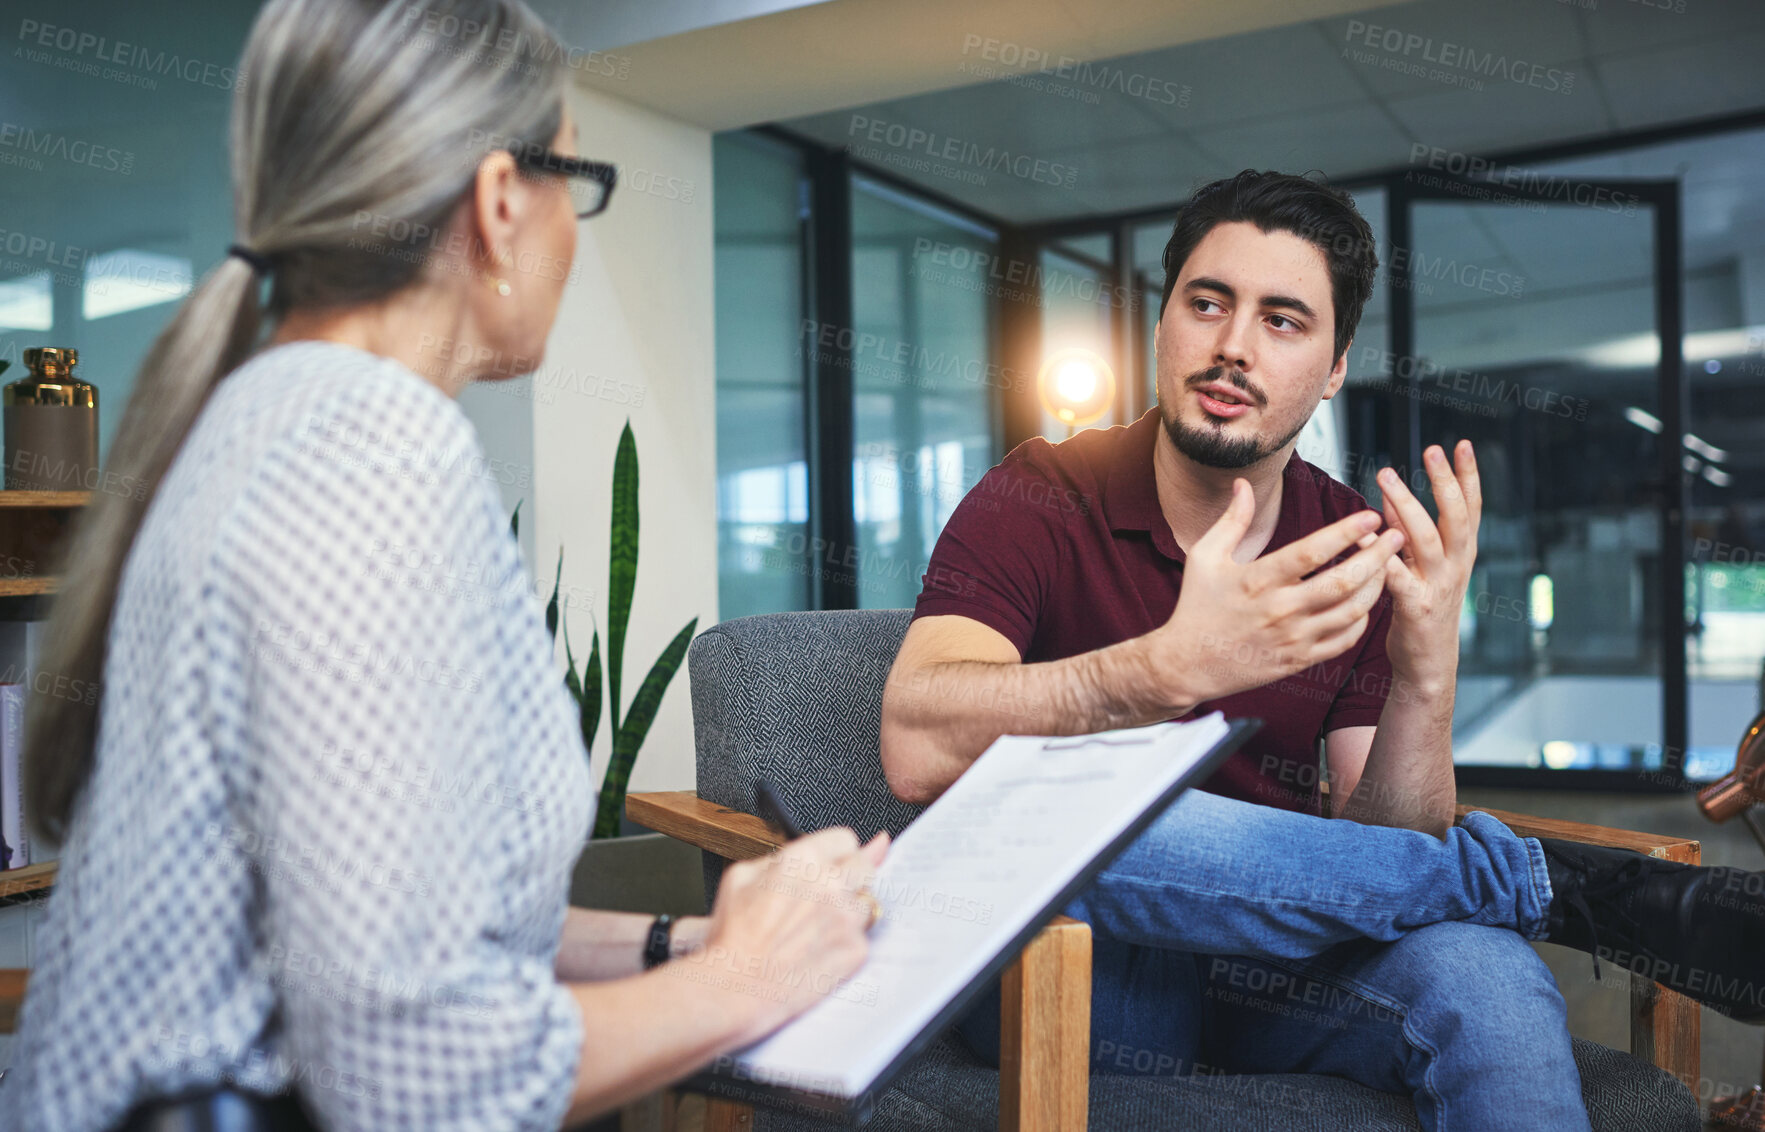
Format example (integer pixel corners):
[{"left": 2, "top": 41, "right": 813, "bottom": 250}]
[{"left": 1402, "top": 923, "right": 1568, "bottom": 1041}]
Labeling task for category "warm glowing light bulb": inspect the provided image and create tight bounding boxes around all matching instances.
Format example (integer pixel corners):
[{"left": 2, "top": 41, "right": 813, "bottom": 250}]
[
  {"left": 1055, "top": 360, "right": 1098, "bottom": 404},
  {"left": 1036, "top": 347, "right": 1116, "bottom": 429}
]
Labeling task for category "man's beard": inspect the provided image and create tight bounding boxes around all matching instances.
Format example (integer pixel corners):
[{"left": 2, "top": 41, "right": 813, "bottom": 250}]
[{"left": 1159, "top": 364, "right": 1307, "bottom": 470}]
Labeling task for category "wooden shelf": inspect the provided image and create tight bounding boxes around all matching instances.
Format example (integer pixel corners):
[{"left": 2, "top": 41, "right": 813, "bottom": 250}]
[
  {"left": 0, "top": 861, "right": 54, "bottom": 905},
  {"left": 0, "top": 492, "right": 89, "bottom": 509},
  {"left": 0, "top": 491, "right": 85, "bottom": 596},
  {"left": 0, "top": 492, "right": 79, "bottom": 901}
]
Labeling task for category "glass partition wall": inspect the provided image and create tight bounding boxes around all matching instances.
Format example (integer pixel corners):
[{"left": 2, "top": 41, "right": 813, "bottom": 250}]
[
  {"left": 850, "top": 177, "right": 997, "bottom": 610},
  {"left": 713, "top": 135, "right": 1001, "bottom": 621},
  {"left": 1398, "top": 176, "right": 1684, "bottom": 784},
  {"left": 713, "top": 133, "right": 814, "bottom": 620}
]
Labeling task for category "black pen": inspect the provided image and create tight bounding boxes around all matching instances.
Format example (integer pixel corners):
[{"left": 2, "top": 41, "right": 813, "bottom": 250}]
[{"left": 754, "top": 778, "right": 806, "bottom": 840}]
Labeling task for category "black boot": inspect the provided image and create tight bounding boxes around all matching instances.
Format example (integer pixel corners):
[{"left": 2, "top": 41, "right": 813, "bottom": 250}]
[{"left": 1539, "top": 837, "right": 1765, "bottom": 1023}]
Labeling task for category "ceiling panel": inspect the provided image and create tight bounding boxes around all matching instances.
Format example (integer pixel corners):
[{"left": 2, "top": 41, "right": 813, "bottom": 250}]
[
  {"left": 1380, "top": 78, "right": 1612, "bottom": 156},
  {"left": 1028, "top": 132, "right": 1223, "bottom": 220},
  {"left": 1599, "top": 30, "right": 1765, "bottom": 132},
  {"left": 1184, "top": 101, "right": 1415, "bottom": 179},
  {"left": 1321, "top": 0, "right": 1587, "bottom": 102},
  {"left": 1131, "top": 22, "right": 1374, "bottom": 131},
  {"left": 1577, "top": 0, "right": 1765, "bottom": 58},
  {"left": 787, "top": 76, "right": 1172, "bottom": 169},
  {"left": 775, "top": 0, "right": 1765, "bottom": 224}
]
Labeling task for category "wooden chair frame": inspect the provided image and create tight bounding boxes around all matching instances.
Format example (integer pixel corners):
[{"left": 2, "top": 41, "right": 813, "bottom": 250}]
[{"left": 621, "top": 791, "right": 1703, "bottom": 1132}]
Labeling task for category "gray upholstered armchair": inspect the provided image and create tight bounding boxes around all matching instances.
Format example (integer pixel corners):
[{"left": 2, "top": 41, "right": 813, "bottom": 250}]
[{"left": 626, "top": 610, "right": 1703, "bottom": 1131}]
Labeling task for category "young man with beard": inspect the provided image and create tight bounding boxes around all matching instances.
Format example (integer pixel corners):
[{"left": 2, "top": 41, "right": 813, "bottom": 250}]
[{"left": 880, "top": 170, "right": 1764, "bottom": 1130}]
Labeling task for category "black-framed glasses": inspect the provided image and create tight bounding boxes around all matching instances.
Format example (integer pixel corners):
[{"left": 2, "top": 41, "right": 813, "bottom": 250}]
[{"left": 509, "top": 144, "right": 617, "bottom": 219}]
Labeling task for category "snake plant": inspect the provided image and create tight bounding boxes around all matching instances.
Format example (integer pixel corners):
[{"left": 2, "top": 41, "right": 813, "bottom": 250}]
[{"left": 512, "top": 421, "right": 698, "bottom": 839}]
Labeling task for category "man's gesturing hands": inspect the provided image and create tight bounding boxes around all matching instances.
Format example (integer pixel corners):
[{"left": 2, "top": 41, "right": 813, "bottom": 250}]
[
  {"left": 1377, "top": 441, "right": 1481, "bottom": 695},
  {"left": 1149, "top": 477, "right": 1405, "bottom": 710},
  {"left": 1144, "top": 442, "right": 1483, "bottom": 712}
]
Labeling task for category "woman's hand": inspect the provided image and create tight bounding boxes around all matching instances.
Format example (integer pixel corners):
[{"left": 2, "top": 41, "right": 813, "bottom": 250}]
[{"left": 686, "top": 826, "right": 891, "bottom": 1044}]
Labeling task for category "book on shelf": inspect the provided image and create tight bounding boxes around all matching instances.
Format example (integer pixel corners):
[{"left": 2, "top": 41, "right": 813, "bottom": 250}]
[
  {"left": 0, "top": 620, "right": 47, "bottom": 871},
  {"left": 0, "top": 683, "right": 23, "bottom": 869},
  {"left": 0, "top": 619, "right": 46, "bottom": 690}
]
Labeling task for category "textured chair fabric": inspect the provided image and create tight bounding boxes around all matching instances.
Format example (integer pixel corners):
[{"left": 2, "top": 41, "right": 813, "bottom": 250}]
[
  {"left": 690, "top": 609, "right": 927, "bottom": 900},
  {"left": 748, "top": 1033, "right": 1701, "bottom": 1132},
  {"left": 686, "top": 610, "right": 1701, "bottom": 1132}
]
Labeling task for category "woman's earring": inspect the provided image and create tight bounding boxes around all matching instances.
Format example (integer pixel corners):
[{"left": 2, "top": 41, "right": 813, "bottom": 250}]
[{"left": 489, "top": 276, "right": 512, "bottom": 297}]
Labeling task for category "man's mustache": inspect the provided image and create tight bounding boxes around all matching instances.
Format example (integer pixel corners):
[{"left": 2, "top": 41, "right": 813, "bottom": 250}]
[{"left": 1184, "top": 365, "right": 1268, "bottom": 408}]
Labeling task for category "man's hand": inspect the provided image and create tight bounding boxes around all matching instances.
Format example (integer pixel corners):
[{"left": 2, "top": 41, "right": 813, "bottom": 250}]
[
  {"left": 1377, "top": 441, "right": 1481, "bottom": 695},
  {"left": 1149, "top": 478, "right": 1405, "bottom": 707}
]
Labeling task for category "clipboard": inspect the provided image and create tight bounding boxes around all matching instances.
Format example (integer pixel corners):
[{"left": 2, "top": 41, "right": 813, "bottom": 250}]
[{"left": 681, "top": 714, "right": 1263, "bottom": 1125}]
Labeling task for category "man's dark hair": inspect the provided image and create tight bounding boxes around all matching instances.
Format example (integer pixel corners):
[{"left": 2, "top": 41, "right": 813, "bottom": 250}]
[{"left": 1157, "top": 170, "right": 1378, "bottom": 364}]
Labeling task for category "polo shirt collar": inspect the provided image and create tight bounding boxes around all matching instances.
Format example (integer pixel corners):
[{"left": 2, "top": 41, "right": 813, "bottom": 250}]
[{"left": 1103, "top": 409, "right": 1317, "bottom": 564}]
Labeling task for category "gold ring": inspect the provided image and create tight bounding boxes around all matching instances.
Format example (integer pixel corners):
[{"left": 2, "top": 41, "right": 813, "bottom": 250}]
[{"left": 860, "top": 890, "right": 883, "bottom": 928}]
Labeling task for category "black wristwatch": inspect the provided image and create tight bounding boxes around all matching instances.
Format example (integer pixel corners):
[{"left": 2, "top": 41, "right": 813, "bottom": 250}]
[{"left": 642, "top": 914, "right": 675, "bottom": 970}]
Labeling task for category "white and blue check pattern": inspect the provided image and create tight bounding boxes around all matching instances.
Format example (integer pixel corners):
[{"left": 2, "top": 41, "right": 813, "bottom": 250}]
[{"left": 2, "top": 341, "right": 594, "bottom": 1132}]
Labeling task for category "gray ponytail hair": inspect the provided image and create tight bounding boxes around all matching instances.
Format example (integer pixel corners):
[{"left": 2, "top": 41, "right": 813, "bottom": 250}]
[{"left": 26, "top": 0, "right": 569, "bottom": 843}]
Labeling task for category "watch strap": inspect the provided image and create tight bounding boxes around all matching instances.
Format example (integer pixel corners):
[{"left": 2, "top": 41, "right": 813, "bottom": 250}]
[{"left": 642, "top": 913, "right": 674, "bottom": 970}]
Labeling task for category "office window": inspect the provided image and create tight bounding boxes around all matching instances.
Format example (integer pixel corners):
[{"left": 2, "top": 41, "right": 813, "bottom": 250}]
[
  {"left": 1530, "top": 127, "right": 1765, "bottom": 779},
  {"left": 849, "top": 176, "right": 998, "bottom": 610},
  {"left": 713, "top": 132, "right": 813, "bottom": 620}
]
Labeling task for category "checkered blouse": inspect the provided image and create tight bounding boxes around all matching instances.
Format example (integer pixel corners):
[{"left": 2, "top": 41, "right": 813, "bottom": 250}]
[{"left": 2, "top": 341, "right": 594, "bottom": 1132}]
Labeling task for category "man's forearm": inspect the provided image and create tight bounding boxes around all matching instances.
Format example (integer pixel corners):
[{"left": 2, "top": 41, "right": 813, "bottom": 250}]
[
  {"left": 1337, "top": 670, "right": 1457, "bottom": 836},
  {"left": 881, "top": 633, "right": 1193, "bottom": 803}
]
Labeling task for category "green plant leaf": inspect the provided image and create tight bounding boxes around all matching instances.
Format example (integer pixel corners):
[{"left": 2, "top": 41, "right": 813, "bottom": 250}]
[
  {"left": 508, "top": 499, "right": 522, "bottom": 539},
  {"left": 562, "top": 617, "right": 582, "bottom": 705},
  {"left": 606, "top": 420, "right": 639, "bottom": 737},
  {"left": 592, "top": 617, "right": 695, "bottom": 840},
  {"left": 545, "top": 547, "right": 563, "bottom": 643},
  {"left": 582, "top": 625, "right": 603, "bottom": 763}
]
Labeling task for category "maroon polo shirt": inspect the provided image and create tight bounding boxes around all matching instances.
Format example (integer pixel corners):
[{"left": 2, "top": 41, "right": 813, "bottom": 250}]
[{"left": 911, "top": 408, "right": 1394, "bottom": 814}]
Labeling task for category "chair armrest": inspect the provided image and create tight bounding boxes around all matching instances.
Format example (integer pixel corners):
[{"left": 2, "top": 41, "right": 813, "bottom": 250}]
[
  {"left": 626, "top": 790, "right": 783, "bottom": 860},
  {"left": 1455, "top": 803, "right": 1701, "bottom": 1087},
  {"left": 1454, "top": 803, "right": 1699, "bottom": 863}
]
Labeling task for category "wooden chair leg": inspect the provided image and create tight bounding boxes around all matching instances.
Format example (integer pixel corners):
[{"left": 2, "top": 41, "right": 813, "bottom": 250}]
[
  {"left": 620, "top": 1090, "right": 680, "bottom": 1132},
  {"left": 999, "top": 915, "right": 1092, "bottom": 1132},
  {"left": 702, "top": 1096, "right": 756, "bottom": 1131},
  {"left": 1624, "top": 839, "right": 1702, "bottom": 1088},
  {"left": 1630, "top": 980, "right": 1701, "bottom": 1088}
]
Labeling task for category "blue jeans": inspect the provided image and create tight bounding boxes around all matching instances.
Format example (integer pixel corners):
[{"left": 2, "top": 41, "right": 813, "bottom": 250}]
[{"left": 954, "top": 789, "right": 1588, "bottom": 1132}]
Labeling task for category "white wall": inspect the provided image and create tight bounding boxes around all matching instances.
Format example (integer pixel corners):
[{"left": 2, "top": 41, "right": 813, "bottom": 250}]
[{"left": 461, "top": 84, "right": 717, "bottom": 801}]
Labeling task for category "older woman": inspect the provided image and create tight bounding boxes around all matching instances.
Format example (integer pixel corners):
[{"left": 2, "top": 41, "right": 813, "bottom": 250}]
[{"left": 2, "top": 2, "right": 887, "bottom": 1130}]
